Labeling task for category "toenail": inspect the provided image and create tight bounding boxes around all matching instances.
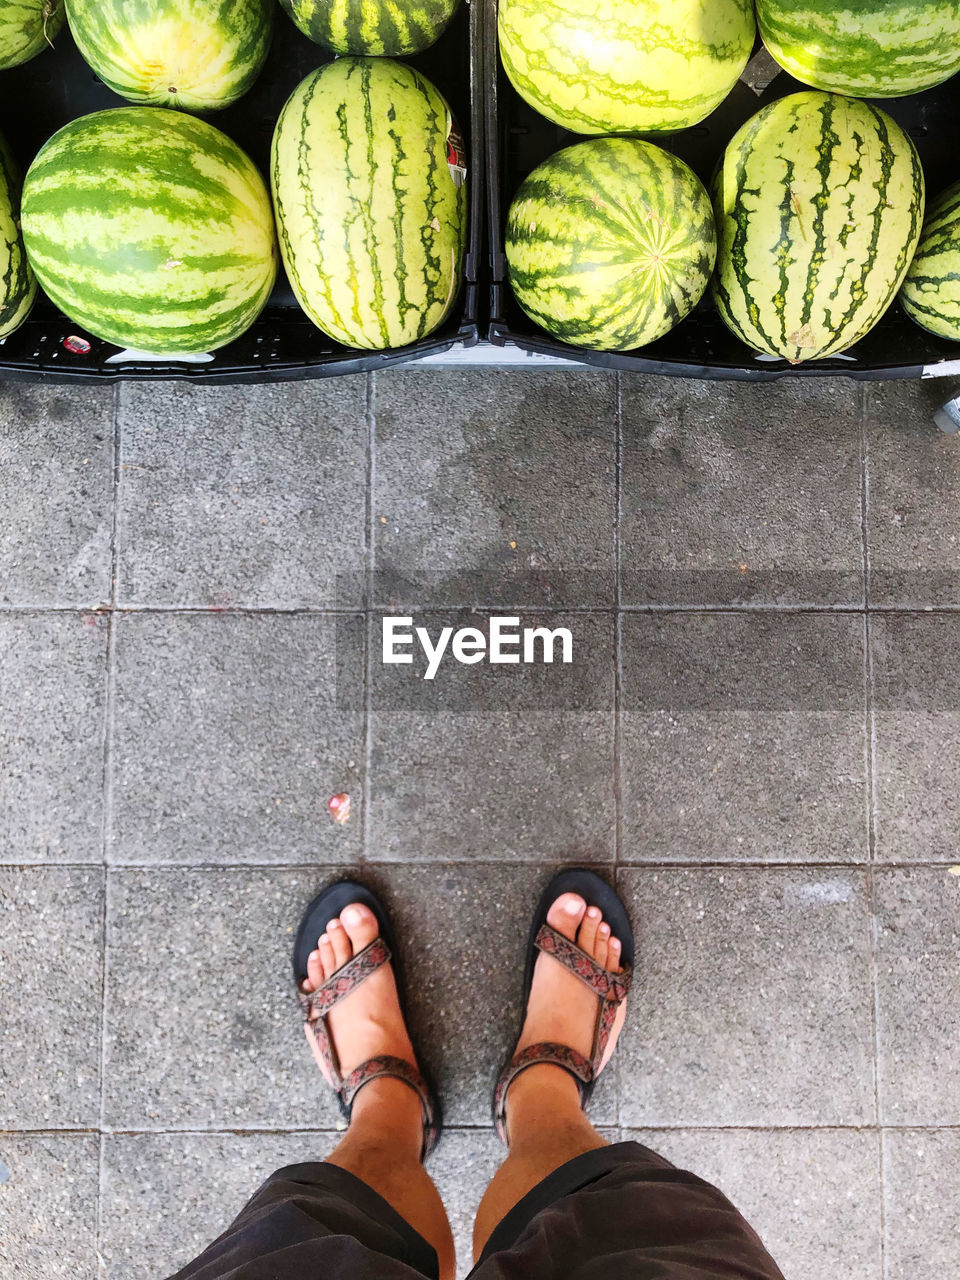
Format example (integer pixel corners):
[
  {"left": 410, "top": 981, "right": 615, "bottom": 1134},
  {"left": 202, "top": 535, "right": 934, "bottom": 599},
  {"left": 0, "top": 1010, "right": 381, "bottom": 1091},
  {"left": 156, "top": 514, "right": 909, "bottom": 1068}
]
[
  {"left": 319, "top": 934, "right": 328, "bottom": 945},
  {"left": 342, "top": 905, "right": 363, "bottom": 925},
  {"left": 587, "top": 906, "right": 601, "bottom": 919},
  {"left": 600, "top": 923, "right": 610, "bottom": 936},
  {"left": 610, "top": 938, "right": 621, "bottom": 949},
  {"left": 564, "top": 897, "right": 581, "bottom": 915},
  {"left": 328, "top": 919, "right": 341, "bottom": 930}
]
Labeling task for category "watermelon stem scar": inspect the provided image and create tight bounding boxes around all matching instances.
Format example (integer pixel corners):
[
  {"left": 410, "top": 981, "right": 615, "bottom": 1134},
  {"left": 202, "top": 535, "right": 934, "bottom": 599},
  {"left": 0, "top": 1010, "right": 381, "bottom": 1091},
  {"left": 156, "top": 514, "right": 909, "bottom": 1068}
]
[{"left": 42, "top": 0, "right": 58, "bottom": 47}]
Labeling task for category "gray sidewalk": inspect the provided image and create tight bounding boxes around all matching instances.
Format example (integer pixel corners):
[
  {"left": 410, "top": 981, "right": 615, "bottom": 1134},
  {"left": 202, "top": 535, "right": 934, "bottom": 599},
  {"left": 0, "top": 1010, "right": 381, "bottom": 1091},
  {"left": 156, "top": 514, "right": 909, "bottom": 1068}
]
[{"left": 0, "top": 369, "right": 958, "bottom": 1280}]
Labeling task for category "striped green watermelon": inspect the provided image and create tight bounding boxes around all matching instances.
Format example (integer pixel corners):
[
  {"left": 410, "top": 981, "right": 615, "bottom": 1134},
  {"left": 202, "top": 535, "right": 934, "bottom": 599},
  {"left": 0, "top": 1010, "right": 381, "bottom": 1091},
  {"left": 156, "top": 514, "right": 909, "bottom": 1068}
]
[
  {"left": 271, "top": 57, "right": 466, "bottom": 350},
  {"left": 712, "top": 91, "right": 925, "bottom": 362},
  {"left": 497, "top": 0, "right": 755, "bottom": 135},
  {"left": 900, "top": 182, "right": 960, "bottom": 341},
  {"left": 0, "top": 131, "right": 36, "bottom": 336},
  {"left": 0, "top": 0, "right": 63, "bottom": 69},
  {"left": 22, "top": 107, "right": 277, "bottom": 354},
  {"left": 757, "top": 1, "right": 960, "bottom": 98},
  {"left": 65, "top": 0, "right": 273, "bottom": 111},
  {"left": 279, "top": 0, "right": 458, "bottom": 55},
  {"left": 506, "top": 138, "right": 716, "bottom": 351}
]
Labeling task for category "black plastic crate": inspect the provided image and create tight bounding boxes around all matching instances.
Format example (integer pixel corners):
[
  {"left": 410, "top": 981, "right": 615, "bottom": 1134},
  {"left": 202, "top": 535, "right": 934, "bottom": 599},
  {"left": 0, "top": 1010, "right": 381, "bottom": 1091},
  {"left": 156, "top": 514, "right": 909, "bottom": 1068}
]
[
  {"left": 485, "top": 0, "right": 960, "bottom": 381},
  {"left": 0, "top": 0, "right": 482, "bottom": 382}
]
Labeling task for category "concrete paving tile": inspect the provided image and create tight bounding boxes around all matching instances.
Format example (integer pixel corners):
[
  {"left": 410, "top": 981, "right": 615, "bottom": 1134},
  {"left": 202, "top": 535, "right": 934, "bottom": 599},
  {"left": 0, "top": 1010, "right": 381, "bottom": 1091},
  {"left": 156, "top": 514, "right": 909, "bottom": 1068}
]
[
  {"left": 373, "top": 370, "right": 617, "bottom": 608},
  {"left": 620, "top": 612, "right": 868, "bottom": 863},
  {"left": 0, "top": 1134, "right": 99, "bottom": 1279},
  {"left": 870, "top": 614, "right": 960, "bottom": 862},
  {"left": 101, "top": 1130, "right": 337, "bottom": 1280},
  {"left": 103, "top": 868, "right": 348, "bottom": 1130},
  {"left": 617, "top": 868, "right": 876, "bottom": 1126},
  {"left": 368, "top": 611, "right": 615, "bottom": 861},
  {"left": 624, "top": 1128, "right": 882, "bottom": 1280},
  {"left": 864, "top": 379, "right": 960, "bottom": 606},
  {"left": 874, "top": 868, "right": 960, "bottom": 1126},
  {"left": 620, "top": 375, "right": 863, "bottom": 605},
  {"left": 0, "top": 868, "right": 103, "bottom": 1127},
  {"left": 0, "top": 612, "right": 108, "bottom": 863},
  {"left": 117, "top": 379, "right": 368, "bottom": 608},
  {"left": 883, "top": 1129, "right": 960, "bottom": 1280},
  {"left": 110, "top": 612, "right": 363, "bottom": 864},
  {"left": 0, "top": 383, "right": 114, "bottom": 607},
  {"left": 365, "top": 863, "right": 619, "bottom": 1128}
]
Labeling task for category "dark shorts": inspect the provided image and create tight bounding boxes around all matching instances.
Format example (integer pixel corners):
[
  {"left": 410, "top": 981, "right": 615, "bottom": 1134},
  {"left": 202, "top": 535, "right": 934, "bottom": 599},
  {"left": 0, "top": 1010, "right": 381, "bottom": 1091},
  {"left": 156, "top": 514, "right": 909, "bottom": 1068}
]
[{"left": 170, "top": 1140, "right": 786, "bottom": 1280}]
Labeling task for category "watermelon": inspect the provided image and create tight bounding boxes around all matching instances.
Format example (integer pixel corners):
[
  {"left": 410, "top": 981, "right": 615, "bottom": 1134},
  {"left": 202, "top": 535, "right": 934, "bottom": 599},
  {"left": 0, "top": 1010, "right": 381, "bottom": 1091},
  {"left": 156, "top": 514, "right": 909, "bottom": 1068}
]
[
  {"left": 712, "top": 91, "right": 925, "bottom": 363},
  {"left": 900, "top": 182, "right": 960, "bottom": 341},
  {"left": 271, "top": 57, "right": 466, "bottom": 350},
  {"left": 757, "top": 0, "right": 960, "bottom": 98},
  {"left": 505, "top": 138, "right": 716, "bottom": 351},
  {"left": 0, "top": 0, "right": 63, "bottom": 69},
  {"left": 0, "top": 131, "right": 36, "bottom": 337},
  {"left": 497, "top": 0, "right": 755, "bottom": 135},
  {"left": 21, "top": 107, "right": 277, "bottom": 354},
  {"left": 278, "top": 0, "right": 458, "bottom": 55},
  {"left": 65, "top": 0, "right": 273, "bottom": 111}
]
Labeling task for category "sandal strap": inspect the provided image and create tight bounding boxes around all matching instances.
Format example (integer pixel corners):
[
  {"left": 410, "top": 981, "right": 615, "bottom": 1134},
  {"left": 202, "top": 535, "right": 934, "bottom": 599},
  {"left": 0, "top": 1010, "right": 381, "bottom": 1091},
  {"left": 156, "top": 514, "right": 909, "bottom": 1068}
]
[
  {"left": 341, "top": 1054, "right": 440, "bottom": 1159},
  {"left": 535, "top": 924, "right": 632, "bottom": 1004},
  {"left": 494, "top": 1042, "right": 593, "bottom": 1143},
  {"left": 297, "top": 937, "right": 391, "bottom": 1023}
]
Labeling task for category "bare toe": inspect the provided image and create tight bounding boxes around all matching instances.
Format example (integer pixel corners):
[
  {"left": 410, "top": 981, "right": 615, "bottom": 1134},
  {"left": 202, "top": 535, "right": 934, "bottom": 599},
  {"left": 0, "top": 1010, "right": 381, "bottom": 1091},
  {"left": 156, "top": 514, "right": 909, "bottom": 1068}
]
[
  {"left": 339, "top": 902, "right": 379, "bottom": 952},
  {"left": 545, "top": 892, "right": 587, "bottom": 939},
  {"left": 303, "top": 947, "right": 324, "bottom": 993},
  {"left": 318, "top": 932, "right": 336, "bottom": 978},
  {"left": 327, "top": 917, "right": 352, "bottom": 969},
  {"left": 577, "top": 904, "right": 602, "bottom": 955}
]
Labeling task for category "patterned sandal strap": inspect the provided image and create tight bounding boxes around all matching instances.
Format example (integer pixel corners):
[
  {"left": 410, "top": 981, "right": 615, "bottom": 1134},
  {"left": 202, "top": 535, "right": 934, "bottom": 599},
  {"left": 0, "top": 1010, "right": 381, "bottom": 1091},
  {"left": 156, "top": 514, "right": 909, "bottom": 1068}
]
[
  {"left": 341, "top": 1055, "right": 440, "bottom": 1160},
  {"left": 535, "top": 924, "right": 632, "bottom": 1004},
  {"left": 536, "top": 923, "right": 632, "bottom": 1076},
  {"left": 494, "top": 1041, "right": 593, "bottom": 1143},
  {"left": 296, "top": 937, "right": 391, "bottom": 1021}
]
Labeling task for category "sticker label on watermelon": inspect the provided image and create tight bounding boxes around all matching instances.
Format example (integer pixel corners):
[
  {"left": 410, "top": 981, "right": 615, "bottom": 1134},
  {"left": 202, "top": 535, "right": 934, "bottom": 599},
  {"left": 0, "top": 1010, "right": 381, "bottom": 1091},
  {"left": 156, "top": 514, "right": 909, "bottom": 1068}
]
[{"left": 445, "top": 115, "right": 467, "bottom": 189}]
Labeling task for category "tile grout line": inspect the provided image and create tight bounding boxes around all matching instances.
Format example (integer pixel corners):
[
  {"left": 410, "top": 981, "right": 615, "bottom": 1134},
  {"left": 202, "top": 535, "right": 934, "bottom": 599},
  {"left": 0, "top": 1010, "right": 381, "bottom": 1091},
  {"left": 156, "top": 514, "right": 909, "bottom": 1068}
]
[
  {"left": 5, "top": 602, "right": 960, "bottom": 617},
  {"left": 614, "top": 373, "right": 623, "bottom": 873},
  {"left": 860, "top": 382, "right": 886, "bottom": 1279},
  {"left": 7, "top": 1120, "right": 955, "bottom": 1138},
  {"left": 10, "top": 857, "right": 956, "bottom": 871},
  {"left": 613, "top": 373, "right": 624, "bottom": 1131},
  {"left": 361, "top": 373, "right": 376, "bottom": 864},
  {"left": 95, "top": 380, "right": 122, "bottom": 1279}
]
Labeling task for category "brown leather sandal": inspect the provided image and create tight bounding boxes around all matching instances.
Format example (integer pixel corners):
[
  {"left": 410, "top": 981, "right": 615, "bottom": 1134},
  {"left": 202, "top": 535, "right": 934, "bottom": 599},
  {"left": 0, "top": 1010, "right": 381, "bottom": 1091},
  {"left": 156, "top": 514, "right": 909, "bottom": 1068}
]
[
  {"left": 494, "top": 868, "right": 634, "bottom": 1144},
  {"left": 293, "top": 880, "right": 441, "bottom": 1160}
]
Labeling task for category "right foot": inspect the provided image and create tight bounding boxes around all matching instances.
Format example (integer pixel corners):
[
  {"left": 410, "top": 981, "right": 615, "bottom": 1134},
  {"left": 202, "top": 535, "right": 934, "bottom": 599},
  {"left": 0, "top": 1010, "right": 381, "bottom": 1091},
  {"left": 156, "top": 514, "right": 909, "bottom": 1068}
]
[{"left": 509, "top": 891, "right": 628, "bottom": 1094}]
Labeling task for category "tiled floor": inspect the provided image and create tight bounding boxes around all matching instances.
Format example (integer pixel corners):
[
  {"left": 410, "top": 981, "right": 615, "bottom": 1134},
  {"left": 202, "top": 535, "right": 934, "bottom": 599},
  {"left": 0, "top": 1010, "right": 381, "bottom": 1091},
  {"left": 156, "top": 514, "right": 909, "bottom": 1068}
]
[{"left": 0, "top": 370, "right": 958, "bottom": 1280}]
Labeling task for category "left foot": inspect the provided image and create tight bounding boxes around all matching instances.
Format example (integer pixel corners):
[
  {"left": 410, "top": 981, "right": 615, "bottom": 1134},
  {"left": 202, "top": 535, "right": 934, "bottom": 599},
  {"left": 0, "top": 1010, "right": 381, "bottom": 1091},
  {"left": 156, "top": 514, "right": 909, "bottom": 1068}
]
[{"left": 300, "top": 903, "right": 419, "bottom": 1090}]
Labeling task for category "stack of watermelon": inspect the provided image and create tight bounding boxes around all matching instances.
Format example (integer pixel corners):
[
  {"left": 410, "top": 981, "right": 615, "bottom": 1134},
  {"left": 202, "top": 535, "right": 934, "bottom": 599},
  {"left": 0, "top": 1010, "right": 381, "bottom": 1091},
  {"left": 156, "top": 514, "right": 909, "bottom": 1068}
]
[
  {"left": 0, "top": 0, "right": 467, "bottom": 355},
  {"left": 501, "top": 0, "right": 960, "bottom": 361}
]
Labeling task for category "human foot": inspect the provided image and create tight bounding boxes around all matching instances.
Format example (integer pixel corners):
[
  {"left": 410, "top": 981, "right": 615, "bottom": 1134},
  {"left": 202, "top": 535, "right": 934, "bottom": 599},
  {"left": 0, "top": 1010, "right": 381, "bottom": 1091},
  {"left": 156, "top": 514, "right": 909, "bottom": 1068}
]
[
  {"left": 513, "top": 892, "right": 629, "bottom": 1079},
  {"left": 300, "top": 903, "right": 420, "bottom": 1094}
]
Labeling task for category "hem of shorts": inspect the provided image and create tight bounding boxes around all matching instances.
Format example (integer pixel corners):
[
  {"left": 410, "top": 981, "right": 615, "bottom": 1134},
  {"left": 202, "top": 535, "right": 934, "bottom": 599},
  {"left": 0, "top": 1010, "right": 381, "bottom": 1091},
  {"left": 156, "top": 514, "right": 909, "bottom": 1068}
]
[
  {"left": 266, "top": 1161, "right": 440, "bottom": 1279},
  {"left": 474, "top": 1140, "right": 666, "bottom": 1267}
]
